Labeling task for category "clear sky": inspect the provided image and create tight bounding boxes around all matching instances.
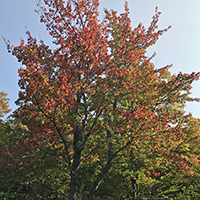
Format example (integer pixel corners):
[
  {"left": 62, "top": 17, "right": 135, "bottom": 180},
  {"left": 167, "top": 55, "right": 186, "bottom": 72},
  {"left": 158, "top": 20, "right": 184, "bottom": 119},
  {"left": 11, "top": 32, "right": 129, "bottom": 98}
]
[{"left": 1, "top": 0, "right": 200, "bottom": 118}]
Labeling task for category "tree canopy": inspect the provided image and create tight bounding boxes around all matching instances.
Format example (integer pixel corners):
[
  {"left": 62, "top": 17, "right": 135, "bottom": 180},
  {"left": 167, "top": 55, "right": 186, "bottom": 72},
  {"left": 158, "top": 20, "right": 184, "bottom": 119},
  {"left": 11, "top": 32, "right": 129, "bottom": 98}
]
[{"left": 2, "top": 0, "right": 200, "bottom": 199}]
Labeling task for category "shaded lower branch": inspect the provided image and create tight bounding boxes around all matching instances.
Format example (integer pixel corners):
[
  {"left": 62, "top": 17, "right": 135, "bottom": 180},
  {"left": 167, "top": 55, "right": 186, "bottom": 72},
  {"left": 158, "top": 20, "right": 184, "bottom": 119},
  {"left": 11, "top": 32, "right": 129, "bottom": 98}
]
[
  {"left": 80, "top": 147, "right": 98, "bottom": 163},
  {"left": 38, "top": 178, "right": 69, "bottom": 199}
]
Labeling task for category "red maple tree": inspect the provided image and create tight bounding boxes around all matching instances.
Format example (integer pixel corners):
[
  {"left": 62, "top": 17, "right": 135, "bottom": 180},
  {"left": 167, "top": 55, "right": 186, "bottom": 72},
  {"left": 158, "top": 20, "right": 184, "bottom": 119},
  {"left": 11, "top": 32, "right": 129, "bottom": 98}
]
[{"left": 2, "top": 0, "right": 200, "bottom": 199}]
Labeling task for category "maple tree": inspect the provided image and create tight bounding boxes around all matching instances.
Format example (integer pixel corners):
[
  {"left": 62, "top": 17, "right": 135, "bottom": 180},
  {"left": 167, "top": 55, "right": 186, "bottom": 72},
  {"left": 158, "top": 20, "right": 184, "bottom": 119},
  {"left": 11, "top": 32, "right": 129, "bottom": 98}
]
[{"left": 3, "top": 0, "right": 200, "bottom": 199}]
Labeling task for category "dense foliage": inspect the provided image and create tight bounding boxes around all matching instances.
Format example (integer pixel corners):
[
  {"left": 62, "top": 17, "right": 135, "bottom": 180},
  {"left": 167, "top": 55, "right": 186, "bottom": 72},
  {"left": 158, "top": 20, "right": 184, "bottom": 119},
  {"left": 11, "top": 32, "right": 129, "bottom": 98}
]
[{"left": 1, "top": 0, "right": 200, "bottom": 199}]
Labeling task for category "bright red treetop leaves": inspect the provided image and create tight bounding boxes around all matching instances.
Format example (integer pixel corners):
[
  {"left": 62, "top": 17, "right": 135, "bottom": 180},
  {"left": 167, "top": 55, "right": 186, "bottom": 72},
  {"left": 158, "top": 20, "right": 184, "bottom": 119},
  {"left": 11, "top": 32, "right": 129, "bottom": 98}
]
[{"left": 3, "top": 0, "right": 200, "bottom": 199}]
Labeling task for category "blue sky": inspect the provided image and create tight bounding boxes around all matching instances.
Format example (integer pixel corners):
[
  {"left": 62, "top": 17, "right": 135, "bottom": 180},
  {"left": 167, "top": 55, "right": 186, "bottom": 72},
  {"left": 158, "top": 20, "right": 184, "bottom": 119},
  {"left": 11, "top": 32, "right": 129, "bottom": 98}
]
[{"left": 1, "top": 0, "right": 200, "bottom": 118}]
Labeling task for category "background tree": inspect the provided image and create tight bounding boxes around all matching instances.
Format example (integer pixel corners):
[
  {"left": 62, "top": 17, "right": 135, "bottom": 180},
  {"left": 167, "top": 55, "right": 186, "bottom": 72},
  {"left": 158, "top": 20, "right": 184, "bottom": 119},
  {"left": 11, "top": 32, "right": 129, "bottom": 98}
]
[
  {"left": 2, "top": 0, "right": 200, "bottom": 199},
  {"left": 0, "top": 89, "right": 11, "bottom": 118}
]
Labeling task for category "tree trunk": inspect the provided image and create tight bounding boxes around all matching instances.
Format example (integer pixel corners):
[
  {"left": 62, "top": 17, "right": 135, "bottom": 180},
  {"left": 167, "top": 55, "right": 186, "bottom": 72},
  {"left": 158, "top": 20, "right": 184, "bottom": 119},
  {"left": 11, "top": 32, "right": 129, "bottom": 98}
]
[
  {"left": 89, "top": 161, "right": 112, "bottom": 200},
  {"left": 89, "top": 130, "right": 113, "bottom": 200},
  {"left": 131, "top": 178, "right": 137, "bottom": 200},
  {"left": 68, "top": 126, "right": 82, "bottom": 200}
]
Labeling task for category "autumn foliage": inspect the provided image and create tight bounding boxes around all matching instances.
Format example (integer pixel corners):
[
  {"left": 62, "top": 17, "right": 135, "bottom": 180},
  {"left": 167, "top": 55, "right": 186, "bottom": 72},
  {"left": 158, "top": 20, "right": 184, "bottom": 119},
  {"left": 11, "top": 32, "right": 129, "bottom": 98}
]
[
  {"left": 0, "top": 90, "right": 11, "bottom": 118},
  {"left": 2, "top": 0, "right": 200, "bottom": 199}
]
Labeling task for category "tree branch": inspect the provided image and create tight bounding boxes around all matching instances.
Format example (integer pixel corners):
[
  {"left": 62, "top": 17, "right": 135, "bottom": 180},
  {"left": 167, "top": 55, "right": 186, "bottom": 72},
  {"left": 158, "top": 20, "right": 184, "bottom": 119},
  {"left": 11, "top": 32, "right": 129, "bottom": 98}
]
[{"left": 38, "top": 178, "right": 69, "bottom": 199}]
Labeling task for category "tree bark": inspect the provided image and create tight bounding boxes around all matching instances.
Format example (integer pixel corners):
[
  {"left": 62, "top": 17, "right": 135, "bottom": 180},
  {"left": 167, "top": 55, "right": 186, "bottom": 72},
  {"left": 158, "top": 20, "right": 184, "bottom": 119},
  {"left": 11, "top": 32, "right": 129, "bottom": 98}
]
[
  {"left": 131, "top": 177, "right": 137, "bottom": 200},
  {"left": 68, "top": 125, "right": 82, "bottom": 200},
  {"left": 89, "top": 129, "right": 113, "bottom": 200},
  {"left": 89, "top": 160, "right": 112, "bottom": 200}
]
